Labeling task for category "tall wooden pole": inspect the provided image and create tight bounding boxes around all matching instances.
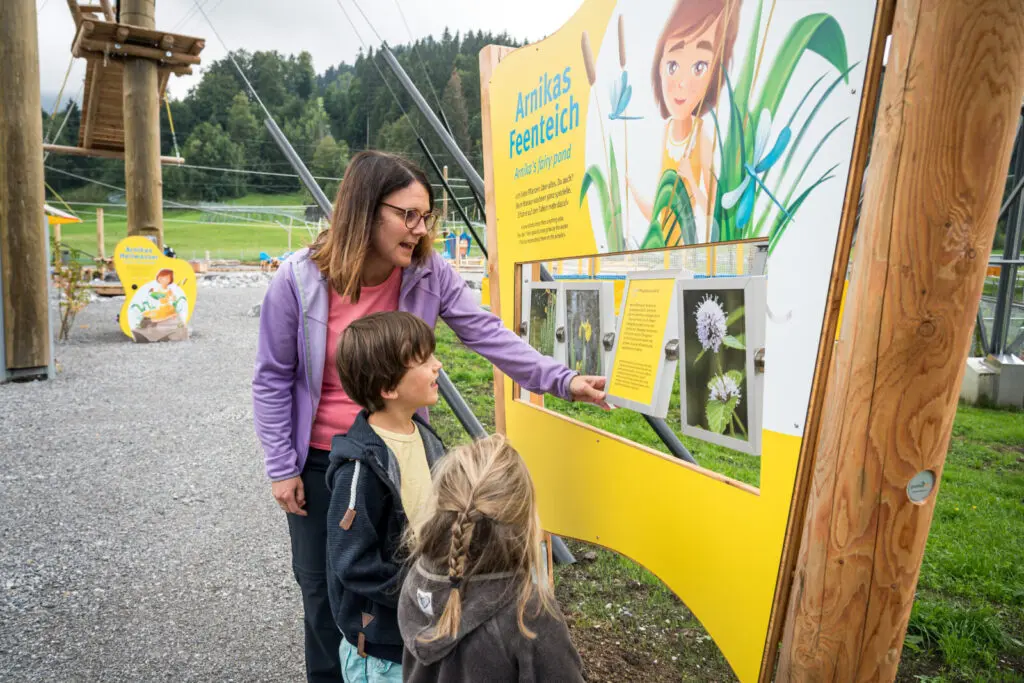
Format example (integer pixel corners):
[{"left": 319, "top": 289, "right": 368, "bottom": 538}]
[
  {"left": 96, "top": 208, "right": 106, "bottom": 260},
  {"left": 0, "top": 0, "right": 52, "bottom": 377},
  {"left": 121, "top": 0, "right": 164, "bottom": 248},
  {"left": 777, "top": 0, "right": 1024, "bottom": 679}
]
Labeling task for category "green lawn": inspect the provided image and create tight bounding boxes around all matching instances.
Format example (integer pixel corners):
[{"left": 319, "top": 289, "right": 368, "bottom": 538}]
[
  {"left": 51, "top": 191, "right": 311, "bottom": 261},
  {"left": 429, "top": 322, "right": 1024, "bottom": 681}
]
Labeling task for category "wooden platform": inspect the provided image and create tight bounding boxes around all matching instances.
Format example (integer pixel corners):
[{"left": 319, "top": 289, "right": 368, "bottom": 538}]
[{"left": 64, "top": 0, "right": 205, "bottom": 155}]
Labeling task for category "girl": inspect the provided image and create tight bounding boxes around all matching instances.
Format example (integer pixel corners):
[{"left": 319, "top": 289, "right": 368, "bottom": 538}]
[
  {"left": 252, "top": 151, "right": 606, "bottom": 682},
  {"left": 628, "top": 0, "right": 741, "bottom": 244},
  {"left": 398, "top": 435, "right": 584, "bottom": 682}
]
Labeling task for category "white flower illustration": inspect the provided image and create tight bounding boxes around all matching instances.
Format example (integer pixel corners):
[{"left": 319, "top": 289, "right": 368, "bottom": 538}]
[
  {"left": 709, "top": 374, "right": 742, "bottom": 404},
  {"left": 695, "top": 294, "right": 728, "bottom": 353}
]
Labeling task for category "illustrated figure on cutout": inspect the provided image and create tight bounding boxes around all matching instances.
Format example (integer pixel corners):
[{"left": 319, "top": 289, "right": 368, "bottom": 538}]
[
  {"left": 128, "top": 268, "right": 189, "bottom": 342},
  {"left": 628, "top": 0, "right": 740, "bottom": 244}
]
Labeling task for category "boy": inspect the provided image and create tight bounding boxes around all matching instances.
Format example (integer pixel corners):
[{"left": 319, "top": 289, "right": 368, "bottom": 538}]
[{"left": 326, "top": 311, "right": 445, "bottom": 682}]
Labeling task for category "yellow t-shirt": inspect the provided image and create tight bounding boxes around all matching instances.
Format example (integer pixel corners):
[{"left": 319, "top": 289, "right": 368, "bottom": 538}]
[{"left": 371, "top": 424, "right": 433, "bottom": 534}]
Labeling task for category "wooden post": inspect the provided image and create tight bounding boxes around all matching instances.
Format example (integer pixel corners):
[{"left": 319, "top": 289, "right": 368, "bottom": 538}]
[
  {"left": 96, "top": 208, "right": 105, "bottom": 260},
  {"left": 121, "top": 0, "right": 164, "bottom": 248},
  {"left": 480, "top": 45, "right": 515, "bottom": 434},
  {"left": 0, "top": 0, "right": 51, "bottom": 376},
  {"left": 777, "top": 0, "right": 1024, "bottom": 679},
  {"left": 52, "top": 223, "right": 62, "bottom": 245}
]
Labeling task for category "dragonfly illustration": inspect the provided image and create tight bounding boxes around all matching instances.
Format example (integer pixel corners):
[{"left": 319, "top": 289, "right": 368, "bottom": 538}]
[
  {"left": 721, "top": 110, "right": 792, "bottom": 229},
  {"left": 609, "top": 70, "right": 642, "bottom": 121}
]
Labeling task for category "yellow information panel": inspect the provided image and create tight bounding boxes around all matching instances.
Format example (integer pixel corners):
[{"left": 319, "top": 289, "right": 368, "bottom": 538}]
[
  {"left": 608, "top": 278, "right": 674, "bottom": 405},
  {"left": 486, "top": 0, "right": 880, "bottom": 678},
  {"left": 114, "top": 237, "right": 197, "bottom": 343}
]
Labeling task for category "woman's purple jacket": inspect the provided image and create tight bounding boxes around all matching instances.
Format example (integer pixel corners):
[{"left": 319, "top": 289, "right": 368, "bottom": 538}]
[{"left": 252, "top": 248, "right": 576, "bottom": 481}]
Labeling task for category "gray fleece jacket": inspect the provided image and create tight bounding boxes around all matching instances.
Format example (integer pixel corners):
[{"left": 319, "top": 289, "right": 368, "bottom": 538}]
[{"left": 398, "top": 560, "right": 585, "bottom": 682}]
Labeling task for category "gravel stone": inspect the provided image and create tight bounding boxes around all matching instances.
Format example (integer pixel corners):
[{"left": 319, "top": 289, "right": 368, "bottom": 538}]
[{"left": 0, "top": 282, "right": 304, "bottom": 682}]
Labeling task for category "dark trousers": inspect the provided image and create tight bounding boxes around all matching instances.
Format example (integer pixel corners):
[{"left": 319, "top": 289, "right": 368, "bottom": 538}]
[{"left": 288, "top": 447, "right": 343, "bottom": 682}]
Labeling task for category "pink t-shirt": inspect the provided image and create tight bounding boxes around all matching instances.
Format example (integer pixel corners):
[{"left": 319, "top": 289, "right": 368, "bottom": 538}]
[{"left": 309, "top": 268, "right": 401, "bottom": 450}]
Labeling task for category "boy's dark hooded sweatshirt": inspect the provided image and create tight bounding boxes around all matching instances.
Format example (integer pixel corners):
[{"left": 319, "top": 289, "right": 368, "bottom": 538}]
[
  {"left": 398, "top": 559, "right": 585, "bottom": 682},
  {"left": 326, "top": 410, "right": 445, "bottom": 663}
]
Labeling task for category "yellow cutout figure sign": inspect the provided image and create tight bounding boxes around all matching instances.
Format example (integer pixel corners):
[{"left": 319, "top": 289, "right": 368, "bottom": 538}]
[{"left": 114, "top": 237, "right": 197, "bottom": 343}]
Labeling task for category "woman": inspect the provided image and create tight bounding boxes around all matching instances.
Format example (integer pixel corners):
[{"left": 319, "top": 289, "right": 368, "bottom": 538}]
[{"left": 252, "top": 151, "right": 606, "bottom": 682}]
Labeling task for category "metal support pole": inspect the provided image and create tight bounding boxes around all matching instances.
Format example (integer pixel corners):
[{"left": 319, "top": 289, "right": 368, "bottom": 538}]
[
  {"left": 990, "top": 118, "right": 1024, "bottom": 355},
  {"left": 416, "top": 137, "right": 487, "bottom": 258},
  {"left": 264, "top": 119, "right": 333, "bottom": 216},
  {"left": 379, "top": 45, "right": 485, "bottom": 201}
]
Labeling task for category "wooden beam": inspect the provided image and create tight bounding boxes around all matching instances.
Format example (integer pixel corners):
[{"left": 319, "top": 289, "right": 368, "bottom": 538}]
[
  {"left": 99, "top": 0, "right": 115, "bottom": 21},
  {"left": 79, "top": 38, "right": 202, "bottom": 65},
  {"left": 777, "top": 0, "right": 1024, "bottom": 679},
  {"left": 479, "top": 44, "right": 515, "bottom": 434},
  {"left": 71, "top": 20, "right": 94, "bottom": 58},
  {"left": 65, "top": 0, "right": 82, "bottom": 26},
  {"left": 43, "top": 143, "right": 183, "bottom": 165},
  {"left": 758, "top": 1, "right": 896, "bottom": 679},
  {"left": 0, "top": 0, "right": 51, "bottom": 374},
  {"left": 82, "top": 60, "right": 101, "bottom": 148},
  {"left": 121, "top": 0, "right": 163, "bottom": 248}
]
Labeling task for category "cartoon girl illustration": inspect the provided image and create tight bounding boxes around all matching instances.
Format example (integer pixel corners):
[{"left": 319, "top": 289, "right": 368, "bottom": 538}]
[
  {"left": 628, "top": 0, "right": 740, "bottom": 244},
  {"left": 128, "top": 268, "right": 190, "bottom": 342}
]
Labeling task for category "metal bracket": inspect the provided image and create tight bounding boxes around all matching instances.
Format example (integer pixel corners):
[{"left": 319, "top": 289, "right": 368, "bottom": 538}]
[
  {"left": 555, "top": 326, "right": 566, "bottom": 343},
  {"left": 602, "top": 332, "right": 615, "bottom": 351},
  {"left": 664, "top": 339, "right": 680, "bottom": 361},
  {"left": 755, "top": 348, "right": 766, "bottom": 374}
]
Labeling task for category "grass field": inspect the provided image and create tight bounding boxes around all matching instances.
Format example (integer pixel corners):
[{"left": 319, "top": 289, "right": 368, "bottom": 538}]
[
  {"left": 52, "top": 192, "right": 480, "bottom": 263},
  {"left": 429, "top": 322, "right": 1024, "bottom": 681},
  {"left": 53, "top": 192, "right": 310, "bottom": 261}
]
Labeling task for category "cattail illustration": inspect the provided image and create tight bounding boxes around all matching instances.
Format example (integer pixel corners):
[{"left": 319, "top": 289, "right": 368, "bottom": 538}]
[
  {"left": 580, "top": 30, "right": 609, "bottom": 173},
  {"left": 581, "top": 31, "right": 597, "bottom": 86},
  {"left": 617, "top": 15, "right": 626, "bottom": 68}
]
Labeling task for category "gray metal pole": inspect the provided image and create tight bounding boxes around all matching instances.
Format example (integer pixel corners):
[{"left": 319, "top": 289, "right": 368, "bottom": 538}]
[
  {"left": 990, "top": 118, "right": 1024, "bottom": 355},
  {"left": 264, "top": 119, "right": 333, "bottom": 217},
  {"left": 379, "top": 45, "right": 485, "bottom": 201}
]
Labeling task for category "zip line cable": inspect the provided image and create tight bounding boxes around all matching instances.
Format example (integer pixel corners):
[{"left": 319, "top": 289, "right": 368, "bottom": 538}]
[
  {"left": 349, "top": 0, "right": 385, "bottom": 44},
  {"left": 44, "top": 166, "right": 287, "bottom": 228},
  {"left": 164, "top": 96, "right": 182, "bottom": 158},
  {"left": 44, "top": 58, "right": 75, "bottom": 143},
  {"left": 192, "top": 1, "right": 275, "bottom": 122},
  {"left": 332, "top": 0, "right": 421, "bottom": 139},
  {"left": 391, "top": 0, "right": 445, "bottom": 113}
]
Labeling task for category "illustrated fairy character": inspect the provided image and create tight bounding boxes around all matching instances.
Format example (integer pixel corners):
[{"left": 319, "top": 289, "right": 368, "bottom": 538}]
[
  {"left": 129, "top": 268, "right": 189, "bottom": 342},
  {"left": 628, "top": 0, "right": 740, "bottom": 244}
]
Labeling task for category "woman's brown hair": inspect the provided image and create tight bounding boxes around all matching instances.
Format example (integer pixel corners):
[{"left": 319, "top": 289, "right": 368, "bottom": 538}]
[
  {"left": 409, "top": 434, "right": 557, "bottom": 641},
  {"left": 310, "top": 151, "right": 435, "bottom": 301},
  {"left": 651, "top": 0, "right": 741, "bottom": 119}
]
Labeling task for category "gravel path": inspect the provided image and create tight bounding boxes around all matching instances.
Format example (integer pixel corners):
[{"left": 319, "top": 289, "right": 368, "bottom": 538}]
[{"left": 0, "top": 278, "right": 307, "bottom": 681}]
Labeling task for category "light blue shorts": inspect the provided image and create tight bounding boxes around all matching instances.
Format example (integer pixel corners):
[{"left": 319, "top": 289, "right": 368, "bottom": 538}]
[{"left": 339, "top": 638, "right": 403, "bottom": 683}]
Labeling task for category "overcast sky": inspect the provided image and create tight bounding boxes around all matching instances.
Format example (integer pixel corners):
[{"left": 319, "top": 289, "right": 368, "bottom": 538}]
[{"left": 35, "top": 0, "right": 579, "bottom": 107}]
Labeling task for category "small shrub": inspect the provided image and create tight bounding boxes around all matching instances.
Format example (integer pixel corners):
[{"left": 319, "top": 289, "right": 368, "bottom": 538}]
[{"left": 51, "top": 239, "right": 91, "bottom": 341}]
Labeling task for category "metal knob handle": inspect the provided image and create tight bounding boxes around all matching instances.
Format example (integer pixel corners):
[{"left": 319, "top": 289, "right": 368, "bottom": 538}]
[
  {"left": 665, "top": 339, "right": 679, "bottom": 361},
  {"left": 555, "top": 327, "right": 566, "bottom": 343},
  {"left": 602, "top": 332, "right": 616, "bottom": 351}
]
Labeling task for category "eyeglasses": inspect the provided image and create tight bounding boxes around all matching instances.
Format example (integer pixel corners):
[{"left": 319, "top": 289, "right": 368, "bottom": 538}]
[{"left": 380, "top": 202, "right": 440, "bottom": 232}]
